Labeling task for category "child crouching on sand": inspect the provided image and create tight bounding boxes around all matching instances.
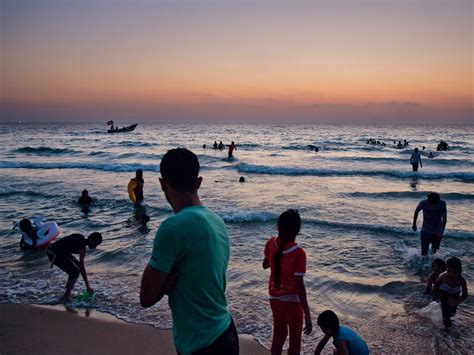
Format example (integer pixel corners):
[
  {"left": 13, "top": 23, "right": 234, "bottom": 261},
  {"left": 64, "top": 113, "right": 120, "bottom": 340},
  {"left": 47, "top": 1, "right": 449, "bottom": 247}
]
[
  {"left": 433, "top": 257, "right": 468, "bottom": 327},
  {"left": 425, "top": 258, "right": 446, "bottom": 294},
  {"left": 262, "top": 209, "right": 312, "bottom": 355},
  {"left": 314, "top": 310, "right": 369, "bottom": 355}
]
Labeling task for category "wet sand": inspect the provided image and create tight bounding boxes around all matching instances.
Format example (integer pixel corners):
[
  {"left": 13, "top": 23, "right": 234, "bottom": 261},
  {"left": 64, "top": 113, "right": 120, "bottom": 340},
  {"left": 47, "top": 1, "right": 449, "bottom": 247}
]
[{"left": 0, "top": 304, "right": 268, "bottom": 355}]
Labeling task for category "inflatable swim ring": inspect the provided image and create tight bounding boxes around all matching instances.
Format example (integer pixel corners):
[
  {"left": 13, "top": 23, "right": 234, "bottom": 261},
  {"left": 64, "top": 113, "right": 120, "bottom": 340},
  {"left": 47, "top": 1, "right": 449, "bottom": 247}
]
[
  {"left": 128, "top": 179, "right": 137, "bottom": 203},
  {"left": 21, "top": 221, "right": 60, "bottom": 249}
]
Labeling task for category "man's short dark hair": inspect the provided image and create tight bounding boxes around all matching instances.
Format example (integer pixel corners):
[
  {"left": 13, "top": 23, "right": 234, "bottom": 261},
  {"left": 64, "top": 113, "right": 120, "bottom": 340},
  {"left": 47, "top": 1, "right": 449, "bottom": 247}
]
[
  {"left": 427, "top": 192, "right": 440, "bottom": 203},
  {"left": 317, "top": 310, "right": 340, "bottom": 332},
  {"left": 160, "top": 148, "right": 200, "bottom": 192}
]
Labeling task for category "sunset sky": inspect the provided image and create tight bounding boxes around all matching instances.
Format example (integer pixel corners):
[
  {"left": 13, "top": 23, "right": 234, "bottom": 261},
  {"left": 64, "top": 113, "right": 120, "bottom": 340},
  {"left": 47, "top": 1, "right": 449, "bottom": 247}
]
[{"left": 1, "top": 0, "right": 472, "bottom": 123}]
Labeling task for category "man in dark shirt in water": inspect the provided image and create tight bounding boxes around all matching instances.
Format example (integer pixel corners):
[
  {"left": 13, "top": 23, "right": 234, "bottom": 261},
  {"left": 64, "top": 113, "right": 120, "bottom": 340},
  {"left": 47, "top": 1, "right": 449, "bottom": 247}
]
[{"left": 47, "top": 232, "right": 102, "bottom": 301}]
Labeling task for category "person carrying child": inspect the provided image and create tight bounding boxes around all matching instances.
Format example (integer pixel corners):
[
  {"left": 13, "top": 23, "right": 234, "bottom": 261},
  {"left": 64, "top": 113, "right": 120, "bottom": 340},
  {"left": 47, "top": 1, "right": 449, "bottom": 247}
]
[
  {"left": 314, "top": 310, "right": 369, "bottom": 355},
  {"left": 425, "top": 258, "right": 446, "bottom": 294},
  {"left": 128, "top": 169, "right": 145, "bottom": 205},
  {"left": 262, "top": 209, "right": 312, "bottom": 355},
  {"left": 47, "top": 232, "right": 102, "bottom": 301},
  {"left": 433, "top": 257, "right": 468, "bottom": 327}
]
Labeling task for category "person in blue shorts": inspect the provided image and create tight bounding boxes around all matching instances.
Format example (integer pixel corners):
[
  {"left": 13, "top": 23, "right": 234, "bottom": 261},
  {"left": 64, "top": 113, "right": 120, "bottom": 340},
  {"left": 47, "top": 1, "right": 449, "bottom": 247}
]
[
  {"left": 140, "top": 148, "right": 238, "bottom": 355},
  {"left": 314, "top": 310, "right": 369, "bottom": 355}
]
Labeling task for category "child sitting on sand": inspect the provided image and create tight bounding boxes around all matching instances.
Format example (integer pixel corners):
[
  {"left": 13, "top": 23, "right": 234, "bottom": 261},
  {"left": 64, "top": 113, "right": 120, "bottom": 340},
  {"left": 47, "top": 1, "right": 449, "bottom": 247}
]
[
  {"left": 314, "top": 310, "right": 369, "bottom": 355},
  {"left": 433, "top": 257, "right": 468, "bottom": 327},
  {"left": 425, "top": 258, "right": 446, "bottom": 294},
  {"left": 262, "top": 209, "right": 312, "bottom": 355}
]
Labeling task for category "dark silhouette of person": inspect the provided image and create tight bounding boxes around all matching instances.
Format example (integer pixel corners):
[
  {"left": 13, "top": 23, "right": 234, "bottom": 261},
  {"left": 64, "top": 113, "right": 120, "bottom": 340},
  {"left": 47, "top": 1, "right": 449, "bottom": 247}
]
[
  {"left": 228, "top": 141, "right": 237, "bottom": 160},
  {"left": 412, "top": 192, "right": 447, "bottom": 256},
  {"left": 78, "top": 189, "right": 92, "bottom": 213},
  {"left": 132, "top": 169, "right": 144, "bottom": 204}
]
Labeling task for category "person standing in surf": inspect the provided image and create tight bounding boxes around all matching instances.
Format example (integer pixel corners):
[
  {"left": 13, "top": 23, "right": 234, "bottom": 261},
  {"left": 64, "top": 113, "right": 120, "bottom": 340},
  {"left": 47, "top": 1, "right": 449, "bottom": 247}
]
[
  {"left": 262, "top": 209, "right": 312, "bottom": 355},
  {"left": 228, "top": 141, "right": 237, "bottom": 161},
  {"left": 410, "top": 147, "right": 423, "bottom": 171},
  {"left": 128, "top": 169, "right": 144, "bottom": 205},
  {"left": 140, "top": 148, "right": 238, "bottom": 355},
  {"left": 412, "top": 192, "right": 447, "bottom": 256}
]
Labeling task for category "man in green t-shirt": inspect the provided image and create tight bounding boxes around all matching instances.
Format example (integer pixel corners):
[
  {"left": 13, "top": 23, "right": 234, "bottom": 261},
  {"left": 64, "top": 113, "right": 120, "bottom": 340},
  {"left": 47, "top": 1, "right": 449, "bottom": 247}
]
[{"left": 140, "top": 148, "right": 238, "bottom": 355}]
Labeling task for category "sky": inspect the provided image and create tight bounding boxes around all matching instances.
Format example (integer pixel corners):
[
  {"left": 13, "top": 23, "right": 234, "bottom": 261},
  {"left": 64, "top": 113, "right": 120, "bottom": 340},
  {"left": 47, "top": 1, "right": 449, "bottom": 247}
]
[{"left": 1, "top": 0, "right": 472, "bottom": 123}]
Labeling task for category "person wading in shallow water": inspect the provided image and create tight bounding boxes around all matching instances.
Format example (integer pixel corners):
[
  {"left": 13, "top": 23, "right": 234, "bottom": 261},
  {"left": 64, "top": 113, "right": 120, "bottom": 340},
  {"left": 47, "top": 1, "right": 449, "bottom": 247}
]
[
  {"left": 227, "top": 141, "right": 237, "bottom": 161},
  {"left": 47, "top": 232, "right": 102, "bottom": 301},
  {"left": 140, "top": 148, "right": 238, "bottom": 355},
  {"left": 412, "top": 192, "right": 447, "bottom": 256},
  {"left": 410, "top": 147, "right": 423, "bottom": 172}
]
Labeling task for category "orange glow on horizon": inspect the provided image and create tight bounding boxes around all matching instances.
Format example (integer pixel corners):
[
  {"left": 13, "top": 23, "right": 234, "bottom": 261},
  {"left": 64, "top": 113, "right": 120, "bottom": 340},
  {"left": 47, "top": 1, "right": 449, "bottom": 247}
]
[{"left": 1, "top": 1, "right": 472, "bottom": 122}]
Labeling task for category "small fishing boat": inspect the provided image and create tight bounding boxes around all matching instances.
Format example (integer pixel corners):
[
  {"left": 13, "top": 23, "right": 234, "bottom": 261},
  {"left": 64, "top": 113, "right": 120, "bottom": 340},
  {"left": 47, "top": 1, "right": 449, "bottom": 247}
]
[{"left": 107, "top": 123, "right": 138, "bottom": 133}]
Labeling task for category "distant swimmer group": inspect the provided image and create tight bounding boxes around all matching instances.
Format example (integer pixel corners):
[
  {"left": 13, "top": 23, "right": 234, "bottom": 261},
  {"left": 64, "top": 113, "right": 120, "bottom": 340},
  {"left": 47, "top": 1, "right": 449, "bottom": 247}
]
[
  {"left": 209, "top": 140, "right": 238, "bottom": 161},
  {"left": 366, "top": 136, "right": 451, "bottom": 172},
  {"left": 366, "top": 138, "right": 387, "bottom": 146}
]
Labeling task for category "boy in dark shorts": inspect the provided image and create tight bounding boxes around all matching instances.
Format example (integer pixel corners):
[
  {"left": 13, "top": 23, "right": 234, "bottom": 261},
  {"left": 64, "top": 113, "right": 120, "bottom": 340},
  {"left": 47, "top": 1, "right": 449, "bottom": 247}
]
[{"left": 47, "top": 232, "right": 102, "bottom": 301}]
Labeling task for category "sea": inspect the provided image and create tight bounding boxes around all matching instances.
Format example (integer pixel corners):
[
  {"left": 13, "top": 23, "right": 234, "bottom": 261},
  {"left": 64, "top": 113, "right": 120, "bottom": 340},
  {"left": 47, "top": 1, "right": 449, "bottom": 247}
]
[{"left": 0, "top": 122, "right": 473, "bottom": 354}]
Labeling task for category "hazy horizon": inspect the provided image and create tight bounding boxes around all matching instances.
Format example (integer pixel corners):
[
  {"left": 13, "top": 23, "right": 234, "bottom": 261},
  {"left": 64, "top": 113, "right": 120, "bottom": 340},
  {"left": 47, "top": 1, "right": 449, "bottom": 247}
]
[{"left": 1, "top": 0, "right": 472, "bottom": 124}]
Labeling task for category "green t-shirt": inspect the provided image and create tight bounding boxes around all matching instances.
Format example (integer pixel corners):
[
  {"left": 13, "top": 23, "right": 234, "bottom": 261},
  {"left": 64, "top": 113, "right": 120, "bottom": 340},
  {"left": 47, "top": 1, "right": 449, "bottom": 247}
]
[{"left": 148, "top": 205, "right": 231, "bottom": 354}]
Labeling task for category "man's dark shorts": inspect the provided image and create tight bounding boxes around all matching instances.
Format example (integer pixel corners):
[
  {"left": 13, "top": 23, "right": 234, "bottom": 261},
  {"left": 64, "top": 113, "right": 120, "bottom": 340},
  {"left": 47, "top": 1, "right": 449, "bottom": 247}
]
[
  {"left": 178, "top": 318, "right": 239, "bottom": 355},
  {"left": 47, "top": 248, "right": 81, "bottom": 279},
  {"left": 412, "top": 163, "right": 419, "bottom": 171},
  {"left": 420, "top": 232, "right": 440, "bottom": 256}
]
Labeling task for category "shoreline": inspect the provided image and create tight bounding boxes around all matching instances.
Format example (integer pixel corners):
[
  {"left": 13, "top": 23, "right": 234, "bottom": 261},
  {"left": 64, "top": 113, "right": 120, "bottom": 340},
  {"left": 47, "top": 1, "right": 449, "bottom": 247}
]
[{"left": 0, "top": 303, "right": 268, "bottom": 355}]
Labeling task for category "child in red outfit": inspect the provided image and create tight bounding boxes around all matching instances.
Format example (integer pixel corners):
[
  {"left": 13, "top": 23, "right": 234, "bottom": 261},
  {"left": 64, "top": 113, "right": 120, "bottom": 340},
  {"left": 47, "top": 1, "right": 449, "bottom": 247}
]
[{"left": 262, "top": 209, "right": 312, "bottom": 355}]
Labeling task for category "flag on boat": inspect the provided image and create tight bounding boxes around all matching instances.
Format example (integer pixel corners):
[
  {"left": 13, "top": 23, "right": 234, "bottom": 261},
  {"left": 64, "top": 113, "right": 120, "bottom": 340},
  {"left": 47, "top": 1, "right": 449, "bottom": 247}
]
[{"left": 106, "top": 120, "right": 114, "bottom": 126}]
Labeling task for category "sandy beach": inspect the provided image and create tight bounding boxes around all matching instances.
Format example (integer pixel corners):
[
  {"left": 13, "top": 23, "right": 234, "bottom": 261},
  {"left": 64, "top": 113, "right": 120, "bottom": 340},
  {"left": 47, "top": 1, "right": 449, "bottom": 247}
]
[{"left": 0, "top": 304, "right": 268, "bottom": 355}]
